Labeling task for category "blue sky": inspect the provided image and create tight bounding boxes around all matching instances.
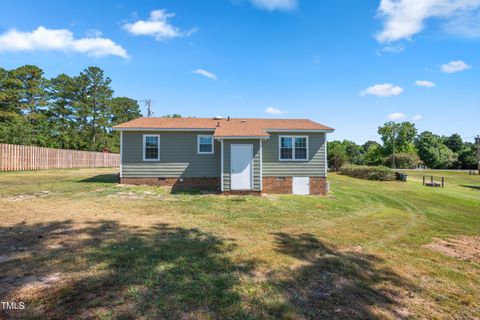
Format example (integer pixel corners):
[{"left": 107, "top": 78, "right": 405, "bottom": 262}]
[{"left": 0, "top": 0, "right": 479, "bottom": 143}]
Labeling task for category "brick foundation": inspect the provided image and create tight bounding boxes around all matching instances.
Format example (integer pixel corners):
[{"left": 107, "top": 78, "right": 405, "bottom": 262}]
[
  {"left": 309, "top": 177, "right": 328, "bottom": 195},
  {"left": 262, "top": 176, "right": 328, "bottom": 195},
  {"left": 262, "top": 177, "right": 293, "bottom": 194},
  {"left": 120, "top": 177, "right": 220, "bottom": 192},
  {"left": 120, "top": 176, "right": 328, "bottom": 195}
]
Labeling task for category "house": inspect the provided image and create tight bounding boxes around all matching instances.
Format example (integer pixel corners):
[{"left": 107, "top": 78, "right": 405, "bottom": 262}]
[{"left": 112, "top": 117, "right": 334, "bottom": 195}]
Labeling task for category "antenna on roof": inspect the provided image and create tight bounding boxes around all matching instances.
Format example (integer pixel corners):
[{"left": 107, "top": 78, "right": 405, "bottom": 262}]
[{"left": 138, "top": 99, "right": 154, "bottom": 117}]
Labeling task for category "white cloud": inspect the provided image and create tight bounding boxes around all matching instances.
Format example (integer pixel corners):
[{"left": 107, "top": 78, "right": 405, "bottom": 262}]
[
  {"left": 412, "top": 114, "right": 423, "bottom": 121},
  {"left": 415, "top": 80, "right": 436, "bottom": 87},
  {"left": 381, "top": 43, "right": 405, "bottom": 53},
  {"left": 376, "top": 0, "right": 480, "bottom": 43},
  {"left": 387, "top": 113, "right": 407, "bottom": 120},
  {"left": 192, "top": 69, "right": 217, "bottom": 80},
  {"left": 441, "top": 60, "right": 471, "bottom": 73},
  {"left": 360, "top": 83, "right": 404, "bottom": 97},
  {"left": 442, "top": 7, "right": 480, "bottom": 37},
  {"left": 85, "top": 29, "right": 103, "bottom": 38},
  {"left": 265, "top": 106, "right": 286, "bottom": 115},
  {"left": 0, "top": 26, "right": 128, "bottom": 58},
  {"left": 123, "top": 9, "right": 196, "bottom": 40},
  {"left": 250, "top": 0, "right": 298, "bottom": 11}
]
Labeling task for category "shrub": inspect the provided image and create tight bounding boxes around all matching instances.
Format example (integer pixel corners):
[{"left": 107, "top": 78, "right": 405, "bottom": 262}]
[
  {"left": 340, "top": 164, "right": 396, "bottom": 181},
  {"left": 383, "top": 152, "right": 421, "bottom": 169}
]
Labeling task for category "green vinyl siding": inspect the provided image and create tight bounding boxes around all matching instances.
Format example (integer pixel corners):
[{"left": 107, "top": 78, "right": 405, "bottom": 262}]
[
  {"left": 262, "top": 132, "right": 326, "bottom": 177},
  {"left": 222, "top": 140, "right": 261, "bottom": 191},
  {"left": 121, "top": 130, "right": 327, "bottom": 188},
  {"left": 122, "top": 131, "right": 219, "bottom": 178}
]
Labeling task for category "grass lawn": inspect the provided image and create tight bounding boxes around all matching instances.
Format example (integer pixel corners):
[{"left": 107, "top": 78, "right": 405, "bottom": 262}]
[{"left": 0, "top": 169, "right": 479, "bottom": 319}]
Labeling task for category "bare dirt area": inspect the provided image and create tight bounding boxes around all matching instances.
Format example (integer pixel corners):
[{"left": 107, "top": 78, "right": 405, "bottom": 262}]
[
  {"left": 425, "top": 236, "right": 480, "bottom": 263},
  {"left": 2, "top": 191, "right": 50, "bottom": 202}
]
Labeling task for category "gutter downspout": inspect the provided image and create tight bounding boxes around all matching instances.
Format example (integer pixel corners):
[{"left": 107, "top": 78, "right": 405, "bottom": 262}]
[
  {"left": 324, "top": 132, "right": 328, "bottom": 177},
  {"left": 260, "top": 139, "right": 263, "bottom": 192},
  {"left": 120, "top": 131, "right": 123, "bottom": 179},
  {"left": 220, "top": 139, "right": 224, "bottom": 192}
]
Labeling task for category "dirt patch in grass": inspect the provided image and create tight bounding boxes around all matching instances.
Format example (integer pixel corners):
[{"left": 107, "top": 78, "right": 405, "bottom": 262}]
[
  {"left": 3, "top": 191, "right": 50, "bottom": 201},
  {"left": 425, "top": 236, "right": 480, "bottom": 263}
]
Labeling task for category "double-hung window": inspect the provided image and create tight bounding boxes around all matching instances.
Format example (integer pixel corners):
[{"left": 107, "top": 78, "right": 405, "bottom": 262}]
[
  {"left": 197, "top": 135, "right": 214, "bottom": 154},
  {"left": 143, "top": 134, "right": 160, "bottom": 161},
  {"left": 279, "top": 136, "right": 308, "bottom": 161}
]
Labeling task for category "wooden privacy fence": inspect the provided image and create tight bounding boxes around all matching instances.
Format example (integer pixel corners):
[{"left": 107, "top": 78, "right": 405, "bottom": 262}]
[{"left": 0, "top": 144, "right": 120, "bottom": 171}]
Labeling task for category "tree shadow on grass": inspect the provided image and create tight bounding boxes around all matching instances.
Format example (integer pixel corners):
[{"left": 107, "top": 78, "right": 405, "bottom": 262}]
[
  {"left": 78, "top": 173, "right": 119, "bottom": 183},
  {"left": 461, "top": 185, "right": 480, "bottom": 191},
  {"left": 0, "top": 221, "right": 257, "bottom": 319},
  {"left": 269, "top": 233, "right": 419, "bottom": 319}
]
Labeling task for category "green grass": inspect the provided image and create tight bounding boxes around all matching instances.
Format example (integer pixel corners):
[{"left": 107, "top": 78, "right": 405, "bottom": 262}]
[{"left": 0, "top": 168, "right": 479, "bottom": 319}]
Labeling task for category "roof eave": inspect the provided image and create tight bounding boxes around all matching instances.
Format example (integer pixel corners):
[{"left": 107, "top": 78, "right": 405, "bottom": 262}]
[
  {"left": 266, "top": 129, "right": 335, "bottom": 133},
  {"left": 112, "top": 127, "right": 215, "bottom": 132},
  {"left": 214, "top": 136, "right": 270, "bottom": 140}
]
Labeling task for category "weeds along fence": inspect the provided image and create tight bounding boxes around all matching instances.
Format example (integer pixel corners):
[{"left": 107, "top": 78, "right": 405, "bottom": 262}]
[{"left": 0, "top": 144, "right": 120, "bottom": 171}]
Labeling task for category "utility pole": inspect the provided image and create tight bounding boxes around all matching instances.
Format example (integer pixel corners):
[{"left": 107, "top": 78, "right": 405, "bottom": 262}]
[
  {"left": 476, "top": 135, "right": 480, "bottom": 174},
  {"left": 392, "top": 126, "right": 396, "bottom": 169},
  {"left": 146, "top": 99, "right": 153, "bottom": 117},
  {"left": 139, "top": 99, "right": 154, "bottom": 117}
]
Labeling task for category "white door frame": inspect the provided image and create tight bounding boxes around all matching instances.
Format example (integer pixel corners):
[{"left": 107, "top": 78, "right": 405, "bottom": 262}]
[{"left": 230, "top": 144, "right": 253, "bottom": 190}]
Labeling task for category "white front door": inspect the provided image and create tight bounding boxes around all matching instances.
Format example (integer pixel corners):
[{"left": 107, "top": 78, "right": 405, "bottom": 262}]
[
  {"left": 292, "top": 177, "right": 310, "bottom": 195},
  {"left": 231, "top": 144, "right": 253, "bottom": 190}
]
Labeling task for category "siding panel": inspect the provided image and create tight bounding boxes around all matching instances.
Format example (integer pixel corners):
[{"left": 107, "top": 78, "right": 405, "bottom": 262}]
[
  {"left": 122, "top": 131, "right": 220, "bottom": 178},
  {"left": 262, "top": 132, "right": 326, "bottom": 177}
]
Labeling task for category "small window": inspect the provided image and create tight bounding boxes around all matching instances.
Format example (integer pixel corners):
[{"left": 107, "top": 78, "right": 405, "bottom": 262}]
[
  {"left": 143, "top": 134, "right": 160, "bottom": 161},
  {"left": 197, "top": 135, "right": 214, "bottom": 154},
  {"left": 294, "top": 137, "right": 307, "bottom": 160},
  {"left": 280, "top": 137, "right": 293, "bottom": 160},
  {"left": 279, "top": 136, "right": 308, "bottom": 161}
]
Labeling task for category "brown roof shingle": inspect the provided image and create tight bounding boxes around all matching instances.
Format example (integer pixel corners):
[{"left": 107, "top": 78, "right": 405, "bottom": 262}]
[{"left": 113, "top": 117, "right": 334, "bottom": 137}]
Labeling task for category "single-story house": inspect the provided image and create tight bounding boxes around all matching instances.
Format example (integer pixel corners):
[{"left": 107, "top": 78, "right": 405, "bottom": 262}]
[{"left": 112, "top": 117, "right": 334, "bottom": 195}]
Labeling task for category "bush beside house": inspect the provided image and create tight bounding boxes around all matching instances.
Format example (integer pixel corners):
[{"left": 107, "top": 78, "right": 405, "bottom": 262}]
[{"left": 340, "top": 164, "right": 396, "bottom": 181}]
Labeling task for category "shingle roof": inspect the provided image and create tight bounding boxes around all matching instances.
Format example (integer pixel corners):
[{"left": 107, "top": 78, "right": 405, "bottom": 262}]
[{"left": 113, "top": 117, "right": 334, "bottom": 137}]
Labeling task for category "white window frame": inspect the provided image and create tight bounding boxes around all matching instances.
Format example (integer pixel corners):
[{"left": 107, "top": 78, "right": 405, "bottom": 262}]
[
  {"left": 197, "top": 135, "right": 214, "bottom": 154},
  {"left": 143, "top": 134, "right": 160, "bottom": 161},
  {"left": 278, "top": 135, "right": 309, "bottom": 161}
]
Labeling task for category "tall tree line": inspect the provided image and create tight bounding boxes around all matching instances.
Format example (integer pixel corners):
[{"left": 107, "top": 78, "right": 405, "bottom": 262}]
[
  {"left": 328, "top": 121, "right": 478, "bottom": 170},
  {"left": 0, "top": 65, "right": 141, "bottom": 153}
]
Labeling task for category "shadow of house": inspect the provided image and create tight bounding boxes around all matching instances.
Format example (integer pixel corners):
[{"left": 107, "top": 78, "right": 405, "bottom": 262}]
[
  {"left": 79, "top": 173, "right": 119, "bottom": 183},
  {"left": 0, "top": 221, "right": 256, "bottom": 319},
  {"left": 170, "top": 176, "right": 221, "bottom": 194},
  {"left": 269, "top": 233, "right": 419, "bottom": 320}
]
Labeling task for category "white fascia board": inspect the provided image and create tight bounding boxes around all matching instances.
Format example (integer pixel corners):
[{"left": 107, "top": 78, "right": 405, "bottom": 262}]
[
  {"left": 214, "top": 136, "right": 270, "bottom": 140},
  {"left": 112, "top": 128, "right": 215, "bottom": 132},
  {"left": 266, "top": 129, "right": 335, "bottom": 133}
]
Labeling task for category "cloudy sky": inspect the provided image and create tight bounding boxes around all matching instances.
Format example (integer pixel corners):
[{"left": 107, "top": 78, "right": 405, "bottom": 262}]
[{"left": 0, "top": 0, "right": 478, "bottom": 143}]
